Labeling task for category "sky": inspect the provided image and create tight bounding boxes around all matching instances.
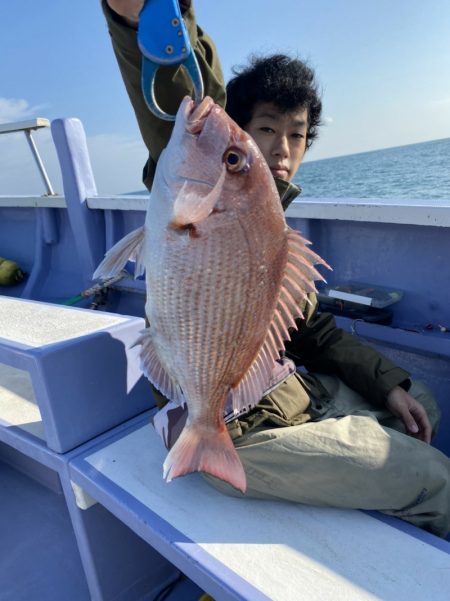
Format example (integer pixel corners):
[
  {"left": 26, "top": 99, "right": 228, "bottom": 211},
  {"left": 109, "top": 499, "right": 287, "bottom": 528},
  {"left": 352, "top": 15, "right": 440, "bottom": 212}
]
[{"left": 1, "top": 0, "right": 449, "bottom": 195}]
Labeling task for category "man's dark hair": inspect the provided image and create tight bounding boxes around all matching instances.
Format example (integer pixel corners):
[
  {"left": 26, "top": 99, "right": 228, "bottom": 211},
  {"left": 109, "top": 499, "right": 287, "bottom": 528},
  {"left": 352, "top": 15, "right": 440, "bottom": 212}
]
[{"left": 226, "top": 54, "right": 322, "bottom": 149}]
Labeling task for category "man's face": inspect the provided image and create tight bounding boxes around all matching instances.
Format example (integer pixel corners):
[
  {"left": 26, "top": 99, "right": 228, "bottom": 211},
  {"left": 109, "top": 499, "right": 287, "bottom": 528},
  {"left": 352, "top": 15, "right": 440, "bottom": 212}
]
[{"left": 244, "top": 102, "right": 308, "bottom": 182}]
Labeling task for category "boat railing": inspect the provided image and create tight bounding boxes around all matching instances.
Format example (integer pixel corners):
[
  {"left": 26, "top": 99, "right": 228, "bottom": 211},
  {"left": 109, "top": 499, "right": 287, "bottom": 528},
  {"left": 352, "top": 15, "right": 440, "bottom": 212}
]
[
  {"left": 3, "top": 193, "right": 450, "bottom": 227},
  {"left": 0, "top": 118, "right": 58, "bottom": 196}
]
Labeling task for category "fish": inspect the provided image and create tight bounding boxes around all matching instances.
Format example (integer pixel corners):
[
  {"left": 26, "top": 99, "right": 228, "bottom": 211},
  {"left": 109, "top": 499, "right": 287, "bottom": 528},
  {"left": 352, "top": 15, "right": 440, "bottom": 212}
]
[{"left": 94, "top": 96, "right": 330, "bottom": 493}]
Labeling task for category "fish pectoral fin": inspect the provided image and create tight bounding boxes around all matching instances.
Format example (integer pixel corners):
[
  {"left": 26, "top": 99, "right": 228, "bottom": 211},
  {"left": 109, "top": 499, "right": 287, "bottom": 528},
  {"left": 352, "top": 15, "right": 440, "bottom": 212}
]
[
  {"left": 163, "top": 423, "right": 247, "bottom": 493},
  {"left": 93, "top": 226, "right": 146, "bottom": 280},
  {"left": 135, "top": 328, "right": 185, "bottom": 406},
  {"left": 171, "top": 167, "right": 226, "bottom": 227}
]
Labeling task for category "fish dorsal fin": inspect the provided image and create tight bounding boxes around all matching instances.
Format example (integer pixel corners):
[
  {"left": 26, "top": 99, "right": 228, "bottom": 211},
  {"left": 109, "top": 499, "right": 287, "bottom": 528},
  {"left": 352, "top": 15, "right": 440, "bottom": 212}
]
[
  {"left": 93, "top": 226, "right": 146, "bottom": 280},
  {"left": 230, "top": 227, "right": 330, "bottom": 414},
  {"left": 135, "top": 328, "right": 185, "bottom": 406}
]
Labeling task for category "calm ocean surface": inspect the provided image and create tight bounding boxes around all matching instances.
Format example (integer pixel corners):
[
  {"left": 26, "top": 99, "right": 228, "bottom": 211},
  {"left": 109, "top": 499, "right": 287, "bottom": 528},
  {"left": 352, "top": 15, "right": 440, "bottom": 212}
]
[{"left": 296, "top": 137, "right": 450, "bottom": 200}]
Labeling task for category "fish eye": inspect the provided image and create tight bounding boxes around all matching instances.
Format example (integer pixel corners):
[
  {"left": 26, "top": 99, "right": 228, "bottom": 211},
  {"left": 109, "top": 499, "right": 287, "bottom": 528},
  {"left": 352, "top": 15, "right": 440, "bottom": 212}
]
[{"left": 223, "top": 147, "right": 248, "bottom": 173}]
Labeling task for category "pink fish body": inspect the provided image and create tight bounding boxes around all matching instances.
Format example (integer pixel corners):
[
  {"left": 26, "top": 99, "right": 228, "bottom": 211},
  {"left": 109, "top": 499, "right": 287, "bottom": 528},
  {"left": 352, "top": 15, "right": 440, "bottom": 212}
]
[{"left": 94, "top": 96, "right": 329, "bottom": 493}]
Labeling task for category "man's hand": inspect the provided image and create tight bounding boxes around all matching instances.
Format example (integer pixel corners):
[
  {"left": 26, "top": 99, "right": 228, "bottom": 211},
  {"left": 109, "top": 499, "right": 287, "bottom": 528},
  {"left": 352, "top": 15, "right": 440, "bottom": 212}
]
[
  {"left": 106, "top": 0, "right": 192, "bottom": 26},
  {"left": 386, "top": 386, "right": 432, "bottom": 444},
  {"left": 107, "top": 0, "right": 144, "bottom": 26}
]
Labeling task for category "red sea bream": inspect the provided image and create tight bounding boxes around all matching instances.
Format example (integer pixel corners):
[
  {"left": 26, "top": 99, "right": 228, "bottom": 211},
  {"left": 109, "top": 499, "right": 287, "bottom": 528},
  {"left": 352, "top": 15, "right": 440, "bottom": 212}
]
[{"left": 94, "top": 96, "right": 330, "bottom": 493}]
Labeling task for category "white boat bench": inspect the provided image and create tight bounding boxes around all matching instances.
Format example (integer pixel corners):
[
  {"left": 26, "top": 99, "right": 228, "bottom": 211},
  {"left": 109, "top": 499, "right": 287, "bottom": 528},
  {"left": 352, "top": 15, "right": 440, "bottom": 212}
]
[
  {"left": 70, "top": 419, "right": 450, "bottom": 601},
  {"left": 0, "top": 296, "right": 150, "bottom": 454}
]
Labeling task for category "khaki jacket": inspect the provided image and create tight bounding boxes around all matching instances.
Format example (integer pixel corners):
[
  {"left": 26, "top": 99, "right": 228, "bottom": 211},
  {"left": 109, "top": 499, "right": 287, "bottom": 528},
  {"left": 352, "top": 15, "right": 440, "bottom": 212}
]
[{"left": 102, "top": 2, "right": 410, "bottom": 436}]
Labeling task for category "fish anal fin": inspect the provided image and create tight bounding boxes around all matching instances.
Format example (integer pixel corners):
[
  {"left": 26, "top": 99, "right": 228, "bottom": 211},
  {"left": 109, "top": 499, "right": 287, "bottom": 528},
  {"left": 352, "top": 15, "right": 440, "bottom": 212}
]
[
  {"left": 135, "top": 328, "right": 185, "bottom": 406},
  {"left": 93, "top": 226, "right": 145, "bottom": 280},
  {"left": 230, "top": 345, "right": 274, "bottom": 415},
  {"left": 163, "top": 423, "right": 246, "bottom": 493}
]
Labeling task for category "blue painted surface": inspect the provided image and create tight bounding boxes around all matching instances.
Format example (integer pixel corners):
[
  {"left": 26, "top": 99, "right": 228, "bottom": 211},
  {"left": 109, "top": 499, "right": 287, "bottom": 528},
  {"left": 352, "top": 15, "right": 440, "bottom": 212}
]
[
  {"left": 0, "top": 423, "right": 62, "bottom": 473},
  {"left": 1, "top": 446, "right": 192, "bottom": 601},
  {"left": 0, "top": 406, "right": 191, "bottom": 601},
  {"left": 64, "top": 481, "right": 180, "bottom": 601},
  {"left": 289, "top": 216, "right": 450, "bottom": 329},
  {"left": 51, "top": 119, "right": 106, "bottom": 291},
  {"left": 0, "top": 206, "right": 86, "bottom": 304},
  {"left": 0, "top": 460, "right": 91, "bottom": 601}
]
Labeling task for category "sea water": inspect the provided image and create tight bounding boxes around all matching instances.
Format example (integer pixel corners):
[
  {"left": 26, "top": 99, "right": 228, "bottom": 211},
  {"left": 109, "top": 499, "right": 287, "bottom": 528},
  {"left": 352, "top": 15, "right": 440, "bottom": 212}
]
[{"left": 296, "top": 137, "right": 450, "bottom": 200}]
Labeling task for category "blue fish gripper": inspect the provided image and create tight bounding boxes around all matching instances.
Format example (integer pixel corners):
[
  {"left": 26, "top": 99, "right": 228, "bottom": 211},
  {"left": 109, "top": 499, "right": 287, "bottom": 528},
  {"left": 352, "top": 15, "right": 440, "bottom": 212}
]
[{"left": 138, "top": 0, "right": 204, "bottom": 121}]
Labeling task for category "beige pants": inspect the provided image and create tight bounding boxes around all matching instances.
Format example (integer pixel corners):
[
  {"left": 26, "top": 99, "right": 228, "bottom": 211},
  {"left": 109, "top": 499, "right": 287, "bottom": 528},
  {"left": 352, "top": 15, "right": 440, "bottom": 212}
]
[{"left": 205, "top": 376, "right": 450, "bottom": 538}]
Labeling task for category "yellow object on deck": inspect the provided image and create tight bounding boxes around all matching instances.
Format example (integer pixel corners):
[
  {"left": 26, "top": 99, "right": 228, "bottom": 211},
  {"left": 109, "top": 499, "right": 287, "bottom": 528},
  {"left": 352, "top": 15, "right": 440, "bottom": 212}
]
[{"left": 0, "top": 258, "right": 25, "bottom": 286}]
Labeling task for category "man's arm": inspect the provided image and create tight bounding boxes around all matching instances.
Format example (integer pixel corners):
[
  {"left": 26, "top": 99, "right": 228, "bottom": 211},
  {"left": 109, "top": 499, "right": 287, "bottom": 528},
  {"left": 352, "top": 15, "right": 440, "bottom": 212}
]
[
  {"left": 102, "top": 0, "right": 226, "bottom": 189},
  {"left": 285, "top": 297, "right": 432, "bottom": 442}
]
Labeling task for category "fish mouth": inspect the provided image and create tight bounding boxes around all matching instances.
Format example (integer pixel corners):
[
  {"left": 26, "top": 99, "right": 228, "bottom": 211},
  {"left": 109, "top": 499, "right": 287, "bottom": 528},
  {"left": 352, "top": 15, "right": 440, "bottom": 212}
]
[
  {"left": 183, "top": 96, "right": 247, "bottom": 150},
  {"left": 185, "top": 97, "right": 216, "bottom": 135}
]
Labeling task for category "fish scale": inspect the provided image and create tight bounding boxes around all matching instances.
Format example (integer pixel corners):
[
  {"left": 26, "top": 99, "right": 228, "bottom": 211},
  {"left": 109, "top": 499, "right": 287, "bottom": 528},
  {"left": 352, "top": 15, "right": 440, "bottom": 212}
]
[{"left": 149, "top": 220, "right": 256, "bottom": 410}]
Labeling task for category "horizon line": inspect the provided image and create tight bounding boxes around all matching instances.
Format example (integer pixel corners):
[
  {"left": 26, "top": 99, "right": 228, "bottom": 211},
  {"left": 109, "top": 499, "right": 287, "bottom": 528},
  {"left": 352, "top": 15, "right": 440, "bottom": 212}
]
[{"left": 304, "top": 135, "right": 450, "bottom": 165}]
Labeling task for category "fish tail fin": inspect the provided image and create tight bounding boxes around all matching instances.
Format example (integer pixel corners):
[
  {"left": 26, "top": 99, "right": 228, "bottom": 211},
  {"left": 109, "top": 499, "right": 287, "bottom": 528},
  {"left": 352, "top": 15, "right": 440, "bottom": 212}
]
[{"left": 163, "top": 424, "right": 247, "bottom": 493}]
